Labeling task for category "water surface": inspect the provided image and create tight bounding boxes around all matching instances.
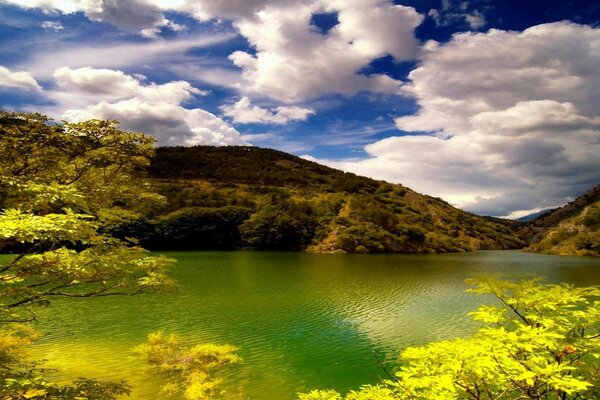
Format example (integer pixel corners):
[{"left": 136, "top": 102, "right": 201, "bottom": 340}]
[{"left": 29, "top": 250, "right": 600, "bottom": 399}]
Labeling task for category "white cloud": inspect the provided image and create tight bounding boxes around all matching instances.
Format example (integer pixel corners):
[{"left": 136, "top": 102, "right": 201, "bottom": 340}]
[
  {"left": 52, "top": 67, "right": 245, "bottom": 146},
  {"left": 21, "top": 34, "right": 234, "bottom": 78},
  {"left": 311, "top": 22, "right": 600, "bottom": 217},
  {"left": 396, "top": 23, "right": 599, "bottom": 134},
  {"left": 427, "top": 1, "right": 486, "bottom": 30},
  {"left": 154, "top": 0, "right": 286, "bottom": 21},
  {"left": 220, "top": 96, "right": 314, "bottom": 124},
  {"left": 4, "top": 0, "right": 175, "bottom": 35},
  {"left": 64, "top": 99, "right": 245, "bottom": 146},
  {"left": 228, "top": 0, "right": 423, "bottom": 102},
  {"left": 0, "top": 65, "right": 42, "bottom": 91},
  {"left": 9, "top": 0, "right": 423, "bottom": 102},
  {"left": 41, "top": 20, "right": 63, "bottom": 31},
  {"left": 53, "top": 66, "right": 208, "bottom": 103}
]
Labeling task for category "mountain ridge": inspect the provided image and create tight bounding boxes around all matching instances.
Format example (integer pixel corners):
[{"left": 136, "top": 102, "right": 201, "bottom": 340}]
[{"left": 135, "top": 145, "right": 526, "bottom": 253}]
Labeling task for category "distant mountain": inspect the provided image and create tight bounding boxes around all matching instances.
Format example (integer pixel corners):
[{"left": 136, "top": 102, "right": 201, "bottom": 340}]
[
  {"left": 521, "top": 185, "right": 600, "bottom": 256},
  {"left": 516, "top": 209, "right": 554, "bottom": 222},
  {"left": 132, "top": 145, "right": 525, "bottom": 253}
]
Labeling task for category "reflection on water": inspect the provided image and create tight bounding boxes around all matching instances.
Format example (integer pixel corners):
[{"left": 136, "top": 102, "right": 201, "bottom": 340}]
[{"left": 27, "top": 250, "right": 600, "bottom": 399}]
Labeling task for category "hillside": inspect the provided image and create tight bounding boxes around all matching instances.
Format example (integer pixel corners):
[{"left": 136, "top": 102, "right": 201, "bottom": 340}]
[
  {"left": 516, "top": 209, "right": 554, "bottom": 222},
  {"left": 119, "top": 145, "right": 527, "bottom": 254},
  {"left": 522, "top": 185, "right": 600, "bottom": 256}
]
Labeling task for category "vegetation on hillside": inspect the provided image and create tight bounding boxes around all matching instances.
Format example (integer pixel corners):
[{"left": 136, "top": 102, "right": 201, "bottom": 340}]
[
  {"left": 522, "top": 185, "right": 600, "bottom": 256},
  {"left": 299, "top": 277, "right": 600, "bottom": 399},
  {"left": 122, "top": 146, "right": 527, "bottom": 253}
]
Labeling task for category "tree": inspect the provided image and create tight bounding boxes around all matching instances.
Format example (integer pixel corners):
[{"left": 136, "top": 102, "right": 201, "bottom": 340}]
[
  {"left": 299, "top": 277, "right": 600, "bottom": 399},
  {"left": 240, "top": 200, "right": 317, "bottom": 250},
  {"left": 0, "top": 112, "right": 175, "bottom": 398},
  {"left": 153, "top": 206, "right": 252, "bottom": 250}
]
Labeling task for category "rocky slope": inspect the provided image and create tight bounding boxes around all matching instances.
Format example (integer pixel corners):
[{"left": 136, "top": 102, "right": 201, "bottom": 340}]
[{"left": 522, "top": 185, "right": 600, "bottom": 256}]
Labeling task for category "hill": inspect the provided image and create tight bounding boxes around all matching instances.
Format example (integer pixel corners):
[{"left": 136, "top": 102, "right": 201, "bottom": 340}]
[
  {"left": 522, "top": 185, "right": 600, "bottom": 256},
  {"left": 119, "top": 145, "right": 526, "bottom": 254},
  {"left": 516, "top": 209, "right": 554, "bottom": 222}
]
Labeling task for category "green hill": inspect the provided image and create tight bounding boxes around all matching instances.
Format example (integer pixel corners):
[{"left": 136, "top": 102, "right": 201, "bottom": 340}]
[
  {"left": 522, "top": 185, "right": 600, "bottom": 256},
  {"left": 123, "top": 145, "right": 526, "bottom": 253}
]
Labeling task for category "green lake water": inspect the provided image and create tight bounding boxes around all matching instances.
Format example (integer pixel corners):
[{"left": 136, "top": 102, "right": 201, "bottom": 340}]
[{"left": 27, "top": 250, "right": 600, "bottom": 399}]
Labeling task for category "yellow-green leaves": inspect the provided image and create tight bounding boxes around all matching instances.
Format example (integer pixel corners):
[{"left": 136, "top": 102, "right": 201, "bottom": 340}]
[
  {"left": 135, "top": 331, "right": 240, "bottom": 400},
  {"left": 0, "top": 112, "right": 174, "bottom": 399},
  {"left": 0, "top": 112, "right": 175, "bottom": 321},
  {"left": 299, "top": 277, "right": 600, "bottom": 400},
  {"left": 0, "top": 209, "right": 96, "bottom": 244}
]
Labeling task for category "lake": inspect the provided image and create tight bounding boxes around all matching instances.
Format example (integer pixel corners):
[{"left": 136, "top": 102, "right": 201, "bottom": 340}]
[{"left": 30, "top": 250, "right": 600, "bottom": 399}]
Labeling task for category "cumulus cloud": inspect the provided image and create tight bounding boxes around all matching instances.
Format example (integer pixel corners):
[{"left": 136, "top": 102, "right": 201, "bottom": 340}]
[
  {"left": 0, "top": 65, "right": 42, "bottom": 91},
  {"left": 64, "top": 99, "right": 244, "bottom": 146},
  {"left": 314, "top": 22, "right": 600, "bottom": 217},
  {"left": 53, "top": 66, "right": 208, "bottom": 103},
  {"left": 220, "top": 96, "right": 314, "bottom": 124},
  {"left": 53, "top": 67, "right": 245, "bottom": 146},
  {"left": 9, "top": 0, "right": 423, "bottom": 101},
  {"left": 228, "top": 0, "right": 423, "bottom": 102}
]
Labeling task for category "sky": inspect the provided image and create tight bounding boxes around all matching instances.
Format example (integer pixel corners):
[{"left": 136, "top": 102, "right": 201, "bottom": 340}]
[{"left": 0, "top": 0, "right": 598, "bottom": 218}]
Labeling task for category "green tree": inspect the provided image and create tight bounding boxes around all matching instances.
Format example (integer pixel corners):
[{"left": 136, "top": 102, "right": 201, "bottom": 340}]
[
  {"left": 240, "top": 200, "right": 317, "bottom": 250},
  {"left": 153, "top": 206, "right": 252, "bottom": 250},
  {"left": 0, "top": 112, "right": 175, "bottom": 398},
  {"left": 299, "top": 277, "right": 600, "bottom": 399}
]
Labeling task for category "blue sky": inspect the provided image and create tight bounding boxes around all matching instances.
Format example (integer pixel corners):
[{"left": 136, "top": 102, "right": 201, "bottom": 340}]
[{"left": 0, "top": 0, "right": 598, "bottom": 218}]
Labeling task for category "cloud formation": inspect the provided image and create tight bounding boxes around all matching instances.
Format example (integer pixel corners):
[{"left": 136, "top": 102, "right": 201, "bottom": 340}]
[
  {"left": 220, "top": 96, "right": 314, "bottom": 124},
  {"left": 54, "top": 67, "right": 245, "bottom": 146},
  {"left": 8, "top": 0, "right": 422, "bottom": 102},
  {"left": 229, "top": 0, "right": 422, "bottom": 102},
  {"left": 0, "top": 65, "right": 42, "bottom": 91},
  {"left": 5, "top": 0, "right": 174, "bottom": 36},
  {"left": 318, "top": 22, "right": 600, "bottom": 217}
]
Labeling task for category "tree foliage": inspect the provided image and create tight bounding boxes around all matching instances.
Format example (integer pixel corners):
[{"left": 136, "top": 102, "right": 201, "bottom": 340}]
[
  {"left": 134, "top": 331, "right": 241, "bottom": 400},
  {"left": 152, "top": 206, "right": 252, "bottom": 250},
  {"left": 240, "top": 199, "right": 318, "bottom": 250},
  {"left": 0, "top": 112, "right": 175, "bottom": 398},
  {"left": 299, "top": 278, "right": 600, "bottom": 399}
]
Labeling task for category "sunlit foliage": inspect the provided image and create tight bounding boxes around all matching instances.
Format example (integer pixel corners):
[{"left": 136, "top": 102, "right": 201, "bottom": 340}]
[
  {"left": 135, "top": 331, "right": 241, "bottom": 400},
  {"left": 299, "top": 278, "right": 600, "bottom": 399},
  {"left": 0, "top": 111, "right": 175, "bottom": 398}
]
